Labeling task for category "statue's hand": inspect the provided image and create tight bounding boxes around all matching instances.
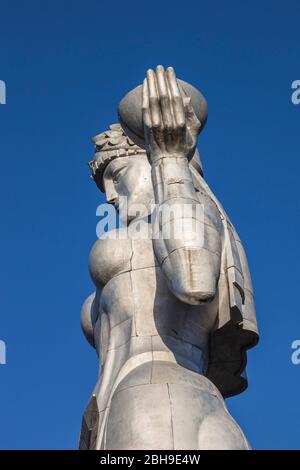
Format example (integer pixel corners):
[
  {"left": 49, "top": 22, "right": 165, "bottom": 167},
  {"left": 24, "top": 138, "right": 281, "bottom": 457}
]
[{"left": 142, "top": 65, "right": 201, "bottom": 162}]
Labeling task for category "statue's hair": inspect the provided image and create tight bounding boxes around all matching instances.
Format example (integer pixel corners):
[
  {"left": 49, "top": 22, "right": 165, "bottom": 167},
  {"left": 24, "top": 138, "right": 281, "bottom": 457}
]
[{"left": 89, "top": 124, "right": 146, "bottom": 191}]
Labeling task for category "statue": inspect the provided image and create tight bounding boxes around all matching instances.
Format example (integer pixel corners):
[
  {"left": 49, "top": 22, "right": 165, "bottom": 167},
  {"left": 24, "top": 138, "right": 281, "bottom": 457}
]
[{"left": 79, "top": 66, "right": 259, "bottom": 450}]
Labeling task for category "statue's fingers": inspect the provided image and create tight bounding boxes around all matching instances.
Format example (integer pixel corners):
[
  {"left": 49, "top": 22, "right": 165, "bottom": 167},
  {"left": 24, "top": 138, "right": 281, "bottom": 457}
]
[
  {"left": 142, "top": 78, "right": 152, "bottom": 129},
  {"left": 147, "top": 69, "right": 161, "bottom": 128},
  {"left": 183, "top": 96, "right": 201, "bottom": 133},
  {"left": 156, "top": 65, "right": 173, "bottom": 131},
  {"left": 166, "top": 67, "right": 185, "bottom": 129}
]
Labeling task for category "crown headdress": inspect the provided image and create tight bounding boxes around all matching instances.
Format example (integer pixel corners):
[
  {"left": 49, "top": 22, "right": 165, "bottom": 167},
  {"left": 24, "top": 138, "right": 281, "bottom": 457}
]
[{"left": 88, "top": 123, "right": 146, "bottom": 191}]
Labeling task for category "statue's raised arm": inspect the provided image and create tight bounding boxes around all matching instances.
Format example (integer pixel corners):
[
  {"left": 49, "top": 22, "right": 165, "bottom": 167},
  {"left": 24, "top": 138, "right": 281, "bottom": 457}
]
[{"left": 142, "top": 66, "right": 220, "bottom": 305}]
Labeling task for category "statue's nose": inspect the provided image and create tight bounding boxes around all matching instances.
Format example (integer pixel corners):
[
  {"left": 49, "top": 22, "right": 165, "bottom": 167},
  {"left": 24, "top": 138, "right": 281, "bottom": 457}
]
[{"left": 105, "top": 181, "right": 118, "bottom": 205}]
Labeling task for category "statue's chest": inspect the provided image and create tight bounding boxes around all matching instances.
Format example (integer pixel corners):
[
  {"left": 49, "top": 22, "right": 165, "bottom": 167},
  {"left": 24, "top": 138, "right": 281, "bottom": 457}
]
[
  {"left": 90, "top": 230, "right": 218, "bottom": 346},
  {"left": 89, "top": 232, "right": 158, "bottom": 288}
]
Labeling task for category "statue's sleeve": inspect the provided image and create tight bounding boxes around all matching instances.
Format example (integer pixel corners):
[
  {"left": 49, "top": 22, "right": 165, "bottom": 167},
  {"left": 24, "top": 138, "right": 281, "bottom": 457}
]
[{"left": 194, "top": 174, "right": 259, "bottom": 397}]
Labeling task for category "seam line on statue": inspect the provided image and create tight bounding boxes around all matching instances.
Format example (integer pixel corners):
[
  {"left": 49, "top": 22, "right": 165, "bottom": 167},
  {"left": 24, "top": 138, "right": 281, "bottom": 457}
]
[
  {"left": 160, "top": 245, "right": 220, "bottom": 265},
  {"left": 102, "top": 264, "right": 160, "bottom": 283},
  {"left": 129, "top": 240, "right": 137, "bottom": 335},
  {"left": 167, "top": 383, "right": 175, "bottom": 449},
  {"left": 153, "top": 195, "right": 200, "bottom": 204},
  {"left": 150, "top": 336, "right": 154, "bottom": 384},
  {"left": 155, "top": 217, "right": 222, "bottom": 232},
  {"left": 106, "top": 326, "right": 208, "bottom": 350},
  {"left": 107, "top": 335, "right": 206, "bottom": 354},
  {"left": 108, "top": 316, "right": 133, "bottom": 330},
  {"left": 111, "top": 380, "right": 214, "bottom": 398},
  {"left": 106, "top": 333, "right": 204, "bottom": 352}
]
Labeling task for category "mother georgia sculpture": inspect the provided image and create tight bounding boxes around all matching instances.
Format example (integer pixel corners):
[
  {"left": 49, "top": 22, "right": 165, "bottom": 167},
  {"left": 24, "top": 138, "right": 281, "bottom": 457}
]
[{"left": 79, "top": 66, "right": 259, "bottom": 450}]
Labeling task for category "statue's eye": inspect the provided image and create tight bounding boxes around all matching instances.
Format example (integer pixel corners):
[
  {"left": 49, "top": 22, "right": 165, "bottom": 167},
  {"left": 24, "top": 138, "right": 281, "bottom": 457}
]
[{"left": 112, "top": 168, "right": 125, "bottom": 184}]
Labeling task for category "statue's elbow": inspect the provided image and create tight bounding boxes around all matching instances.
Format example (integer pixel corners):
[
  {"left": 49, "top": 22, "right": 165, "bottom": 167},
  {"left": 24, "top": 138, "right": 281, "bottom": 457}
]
[
  {"left": 162, "top": 247, "right": 220, "bottom": 305},
  {"left": 171, "top": 278, "right": 217, "bottom": 305}
]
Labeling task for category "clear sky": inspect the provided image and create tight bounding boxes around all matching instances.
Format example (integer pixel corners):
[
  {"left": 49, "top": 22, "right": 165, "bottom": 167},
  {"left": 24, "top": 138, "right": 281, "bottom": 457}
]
[{"left": 0, "top": 0, "right": 300, "bottom": 450}]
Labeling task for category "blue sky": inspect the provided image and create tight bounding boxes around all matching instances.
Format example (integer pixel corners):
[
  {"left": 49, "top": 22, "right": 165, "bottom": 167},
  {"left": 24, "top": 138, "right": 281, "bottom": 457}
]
[{"left": 0, "top": 0, "right": 300, "bottom": 450}]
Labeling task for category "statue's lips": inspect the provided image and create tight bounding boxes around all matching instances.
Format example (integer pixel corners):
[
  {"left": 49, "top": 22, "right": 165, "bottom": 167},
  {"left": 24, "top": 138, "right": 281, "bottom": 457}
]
[{"left": 118, "top": 79, "right": 208, "bottom": 150}]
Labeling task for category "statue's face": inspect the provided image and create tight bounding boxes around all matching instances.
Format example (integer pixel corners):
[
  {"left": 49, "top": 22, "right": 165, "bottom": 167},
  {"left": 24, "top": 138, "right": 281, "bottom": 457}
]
[{"left": 103, "top": 154, "right": 154, "bottom": 223}]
